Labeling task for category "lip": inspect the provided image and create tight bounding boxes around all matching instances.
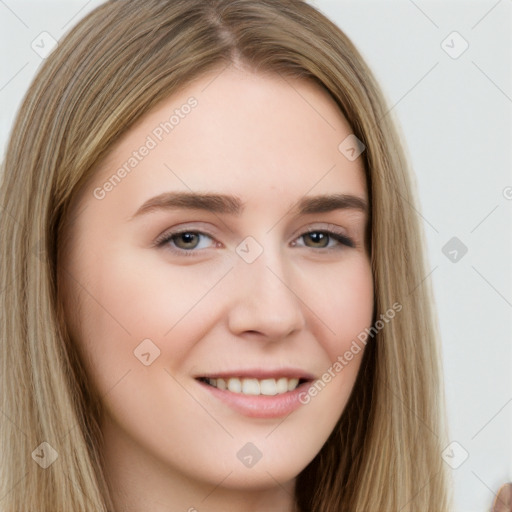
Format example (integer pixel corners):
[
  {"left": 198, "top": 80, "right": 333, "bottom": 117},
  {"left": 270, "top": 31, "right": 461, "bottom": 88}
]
[
  {"left": 195, "top": 368, "right": 316, "bottom": 380},
  {"left": 195, "top": 368, "right": 315, "bottom": 419}
]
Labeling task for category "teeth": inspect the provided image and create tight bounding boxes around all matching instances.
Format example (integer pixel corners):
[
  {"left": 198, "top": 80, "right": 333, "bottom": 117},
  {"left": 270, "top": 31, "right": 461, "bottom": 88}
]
[
  {"left": 227, "top": 378, "right": 242, "bottom": 393},
  {"left": 260, "top": 378, "right": 278, "bottom": 396},
  {"left": 204, "top": 377, "right": 302, "bottom": 395},
  {"left": 287, "top": 378, "right": 299, "bottom": 391},
  {"left": 242, "top": 378, "right": 260, "bottom": 395},
  {"left": 276, "top": 377, "right": 288, "bottom": 394}
]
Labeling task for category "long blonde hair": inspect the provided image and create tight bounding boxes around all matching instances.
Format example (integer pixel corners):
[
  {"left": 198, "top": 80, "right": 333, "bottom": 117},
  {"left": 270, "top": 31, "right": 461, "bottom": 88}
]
[{"left": 0, "top": 1, "right": 452, "bottom": 510}]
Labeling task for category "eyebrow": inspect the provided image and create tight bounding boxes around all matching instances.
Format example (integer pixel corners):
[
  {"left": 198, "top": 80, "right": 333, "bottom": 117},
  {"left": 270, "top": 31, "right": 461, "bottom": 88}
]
[{"left": 129, "top": 191, "right": 368, "bottom": 220}]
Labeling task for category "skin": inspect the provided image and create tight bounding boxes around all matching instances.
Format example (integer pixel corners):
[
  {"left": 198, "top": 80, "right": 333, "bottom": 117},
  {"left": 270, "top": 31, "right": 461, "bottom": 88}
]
[{"left": 58, "top": 65, "right": 374, "bottom": 512}]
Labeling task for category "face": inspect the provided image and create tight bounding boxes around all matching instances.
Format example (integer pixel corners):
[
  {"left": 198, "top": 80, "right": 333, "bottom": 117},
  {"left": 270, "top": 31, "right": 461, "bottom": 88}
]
[{"left": 59, "top": 66, "right": 373, "bottom": 500}]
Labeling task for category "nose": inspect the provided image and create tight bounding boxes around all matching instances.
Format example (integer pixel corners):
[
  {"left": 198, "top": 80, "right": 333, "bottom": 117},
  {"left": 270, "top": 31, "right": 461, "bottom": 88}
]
[{"left": 226, "top": 246, "right": 306, "bottom": 341}]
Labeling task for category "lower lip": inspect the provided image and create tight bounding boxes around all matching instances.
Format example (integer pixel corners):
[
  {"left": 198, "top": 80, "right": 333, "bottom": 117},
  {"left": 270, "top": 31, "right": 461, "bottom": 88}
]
[{"left": 197, "top": 380, "right": 312, "bottom": 418}]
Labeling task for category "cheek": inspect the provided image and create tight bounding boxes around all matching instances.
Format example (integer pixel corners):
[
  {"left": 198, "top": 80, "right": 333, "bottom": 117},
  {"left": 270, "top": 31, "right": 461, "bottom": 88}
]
[
  {"left": 64, "top": 248, "right": 232, "bottom": 384},
  {"left": 289, "top": 255, "right": 373, "bottom": 414},
  {"left": 297, "top": 256, "right": 373, "bottom": 410},
  {"left": 302, "top": 255, "right": 374, "bottom": 359}
]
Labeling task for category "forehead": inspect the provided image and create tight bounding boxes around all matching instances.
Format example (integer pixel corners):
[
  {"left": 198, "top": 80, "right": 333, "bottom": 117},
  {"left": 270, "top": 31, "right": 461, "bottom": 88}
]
[{"left": 79, "top": 66, "right": 367, "bottom": 215}]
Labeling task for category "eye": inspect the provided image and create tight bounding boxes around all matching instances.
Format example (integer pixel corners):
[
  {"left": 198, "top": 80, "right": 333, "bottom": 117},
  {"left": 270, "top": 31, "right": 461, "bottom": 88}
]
[
  {"left": 293, "top": 229, "right": 355, "bottom": 250},
  {"left": 155, "top": 230, "right": 217, "bottom": 253}
]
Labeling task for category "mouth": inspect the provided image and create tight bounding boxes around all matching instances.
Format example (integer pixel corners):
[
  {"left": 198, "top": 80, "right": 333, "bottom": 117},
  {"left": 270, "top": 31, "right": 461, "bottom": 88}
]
[
  {"left": 195, "top": 365, "right": 315, "bottom": 419},
  {"left": 194, "top": 370, "right": 314, "bottom": 418},
  {"left": 197, "top": 376, "right": 309, "bottom": 396}
]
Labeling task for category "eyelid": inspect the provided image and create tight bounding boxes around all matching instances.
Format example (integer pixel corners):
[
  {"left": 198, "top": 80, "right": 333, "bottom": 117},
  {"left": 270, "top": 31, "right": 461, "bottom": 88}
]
[
  {"left": 292, "top": 223, "right": 355, "bottom": 250},
  {"left": 152, "top": 216, "right": 359, "bottom": 250},
  {"left": 154, "top": 221, "right": 356, "bottom": 256},
  {"left": 152, "top": 222, "right": 220, "bottom": 248},
  {"left": 291, "top": 222, "right": 351, "bottom": 242}
]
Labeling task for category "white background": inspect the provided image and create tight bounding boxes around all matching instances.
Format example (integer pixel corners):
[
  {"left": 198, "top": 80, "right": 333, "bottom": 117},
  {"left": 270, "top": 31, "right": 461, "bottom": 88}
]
[{"left": 1, "top": 1, "right": 511, "bottom": 511}]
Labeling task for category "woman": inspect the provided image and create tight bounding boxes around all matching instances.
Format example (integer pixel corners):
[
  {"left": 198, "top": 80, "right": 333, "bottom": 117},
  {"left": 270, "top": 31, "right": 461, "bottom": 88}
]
[{"left": 0, "top": 0, "right": 452, "bottom": 510}]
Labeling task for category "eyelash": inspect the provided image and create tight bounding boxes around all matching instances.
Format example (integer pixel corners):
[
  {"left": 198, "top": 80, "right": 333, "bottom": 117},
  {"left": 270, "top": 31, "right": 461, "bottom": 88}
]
[{"left": 154, "top": 227, "right": 355, "bottom": 256}]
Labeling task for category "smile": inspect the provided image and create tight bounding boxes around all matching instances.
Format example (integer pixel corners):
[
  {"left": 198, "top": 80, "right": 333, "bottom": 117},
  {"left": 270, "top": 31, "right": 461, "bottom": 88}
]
[{"left": 198, "top": 376, "right": 304, "bottom": 395}]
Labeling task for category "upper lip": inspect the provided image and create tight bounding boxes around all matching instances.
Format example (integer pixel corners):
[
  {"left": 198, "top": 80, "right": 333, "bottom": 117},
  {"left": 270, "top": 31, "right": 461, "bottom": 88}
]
[{"left": 195, "top": 368, "right": 316, "bottom": 380}]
